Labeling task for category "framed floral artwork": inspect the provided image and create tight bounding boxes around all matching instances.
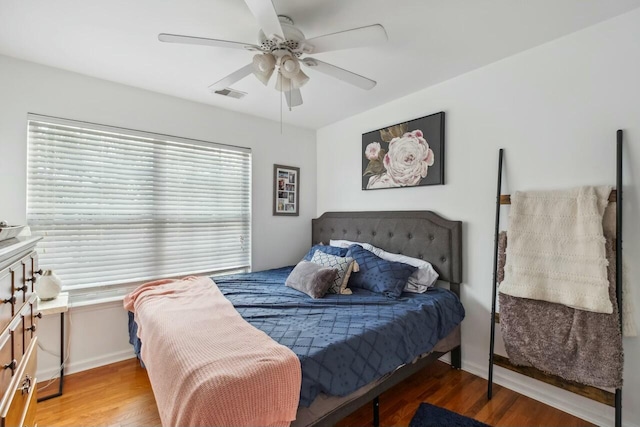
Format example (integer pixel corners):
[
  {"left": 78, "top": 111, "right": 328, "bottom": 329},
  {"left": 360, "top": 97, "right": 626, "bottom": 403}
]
[
  {"left": 273, "top": 164, "right": 300, "bottom": 216},
  {"left": 362, "top": 111, "right": 444, "bottom": 190}
]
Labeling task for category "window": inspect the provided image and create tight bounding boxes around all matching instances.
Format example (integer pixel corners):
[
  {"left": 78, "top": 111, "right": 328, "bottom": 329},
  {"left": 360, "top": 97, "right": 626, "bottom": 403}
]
[{"left": 27, "top": 115, "right": 251, "bottom": 305}]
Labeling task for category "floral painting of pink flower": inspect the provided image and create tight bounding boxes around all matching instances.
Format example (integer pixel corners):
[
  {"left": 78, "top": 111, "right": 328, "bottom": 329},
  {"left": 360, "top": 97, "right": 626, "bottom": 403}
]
[{"left": 362, "top": 112, "right": 444, "bottom": 190}]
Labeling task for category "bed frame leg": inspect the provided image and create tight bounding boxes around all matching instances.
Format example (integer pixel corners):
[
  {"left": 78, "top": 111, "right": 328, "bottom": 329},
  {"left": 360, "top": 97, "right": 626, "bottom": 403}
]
[
  {"left": 451, "top": 346, "right": 461, "bottom": 369},
  {"left": 373, "top": 396, "right": 380, "bottom": 427}
]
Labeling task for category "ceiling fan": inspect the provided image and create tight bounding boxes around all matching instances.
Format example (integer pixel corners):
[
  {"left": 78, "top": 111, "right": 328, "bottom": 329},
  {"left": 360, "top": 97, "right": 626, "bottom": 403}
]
[{"left": 158, "top": 0, "right": 388, "bottom": 108}]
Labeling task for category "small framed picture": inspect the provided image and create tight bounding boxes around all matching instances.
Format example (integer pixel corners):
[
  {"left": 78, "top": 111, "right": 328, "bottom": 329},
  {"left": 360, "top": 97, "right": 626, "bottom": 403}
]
[{"left": 273, "top": 164, "right": 300, "bottom": 216}]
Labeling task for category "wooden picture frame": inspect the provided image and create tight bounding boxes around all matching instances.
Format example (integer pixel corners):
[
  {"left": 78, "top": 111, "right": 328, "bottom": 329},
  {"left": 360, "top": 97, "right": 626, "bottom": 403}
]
[
  {"left": 273, "top": 164, "right": 300, "bottom": 216},
  {"left": 362, "top": 111, "right": 445, "bottom": 190}
]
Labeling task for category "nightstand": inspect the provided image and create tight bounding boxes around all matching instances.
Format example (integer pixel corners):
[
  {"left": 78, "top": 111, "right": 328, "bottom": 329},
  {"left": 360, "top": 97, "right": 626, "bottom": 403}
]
[{"left": 36, "top": 292, "right": 69, "bottom": 401}]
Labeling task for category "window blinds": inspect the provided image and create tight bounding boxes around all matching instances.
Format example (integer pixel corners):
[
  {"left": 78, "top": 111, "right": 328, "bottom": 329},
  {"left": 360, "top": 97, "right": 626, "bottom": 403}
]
[{"left": 27, "top": 115, "right": 251, "bottom": 299}]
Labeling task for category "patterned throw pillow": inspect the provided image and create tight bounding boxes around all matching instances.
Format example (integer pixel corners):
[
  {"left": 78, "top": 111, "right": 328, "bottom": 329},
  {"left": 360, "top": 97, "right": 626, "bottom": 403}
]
[
  {"left": 346, "top": 244, "right": 417, "bottom": 298},
  {"left": 303, "top": 244, "right": 348, "bottom": 261},
  {"left": 310, "top": 251, "right": 356, "bottom": 295}
]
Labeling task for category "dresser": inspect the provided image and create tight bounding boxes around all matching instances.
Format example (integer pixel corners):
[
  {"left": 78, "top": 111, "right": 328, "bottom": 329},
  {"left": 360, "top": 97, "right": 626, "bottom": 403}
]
[{"left": 0, "top": 237, "right": 41, "bottom": 427}]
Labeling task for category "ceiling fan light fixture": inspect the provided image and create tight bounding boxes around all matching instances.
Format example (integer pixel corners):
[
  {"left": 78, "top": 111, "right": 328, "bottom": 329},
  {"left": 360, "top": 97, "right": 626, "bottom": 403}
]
[
  {"left": 253, "top": 69, "right": 274, "bottom": 85},
  {"left": 275, "top": 73, "right": 293, "bottom": 92},
  {"left": 279, "top": 55, "right": 300, "bottom": 79},
  {"left": 252, "top": 53, "right": 276, "bottom": 85},
  {"left": 290, "top": 69, "right": 309, "bottom": 89},
  {"left": 279, "top": 55, "right": 307, "bottom": 88}
]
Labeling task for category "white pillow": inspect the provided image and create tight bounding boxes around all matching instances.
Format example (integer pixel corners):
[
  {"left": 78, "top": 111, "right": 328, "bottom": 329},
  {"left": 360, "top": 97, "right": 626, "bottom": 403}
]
[
  {"left": 329, "top": 239, "right": 359, "bottom": 249},
  {"left": 329, "top": 239, "right": 439, "bottom": 292}
]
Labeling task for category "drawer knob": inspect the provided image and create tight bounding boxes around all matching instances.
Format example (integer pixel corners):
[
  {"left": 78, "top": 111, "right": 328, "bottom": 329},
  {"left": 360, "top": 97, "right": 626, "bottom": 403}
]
[
  {"left": 25, "top": 270, "right": 43, "bottom": 283},
  {"left": 26, "top": 325, "right": 36, "bottom": 332},
  {"left": 2, "top": 296, "right": 16, "bottom": 305},
  {"left": 35, "top": 312, "right": 42, "bottom": 319},
  {"left": 3, "top": 359, "right": 16, "bottom": 373},
  {"left": 20, "top": 375, "right": 32, "bottom": 395},
  {"left": 15, "top": 285, "right": 28, "bottom": 293}
]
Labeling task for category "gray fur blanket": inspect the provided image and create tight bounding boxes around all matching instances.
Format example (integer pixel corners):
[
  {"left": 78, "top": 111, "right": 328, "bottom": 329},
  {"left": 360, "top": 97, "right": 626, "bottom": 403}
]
[{"left": 498, "top": 232, "right": 623, "bottom": 388}]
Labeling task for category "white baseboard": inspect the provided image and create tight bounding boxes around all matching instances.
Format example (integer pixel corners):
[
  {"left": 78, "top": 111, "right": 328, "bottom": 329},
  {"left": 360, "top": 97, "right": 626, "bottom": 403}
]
[
  {"left": 438, "top": 353, "right": 451, "bottom": 364},
  {"left": 463, "top": 359, "right": 637, "bottom": 427},
  {"left": 37, "top": 349, "right": 136, "bottom": 381}
]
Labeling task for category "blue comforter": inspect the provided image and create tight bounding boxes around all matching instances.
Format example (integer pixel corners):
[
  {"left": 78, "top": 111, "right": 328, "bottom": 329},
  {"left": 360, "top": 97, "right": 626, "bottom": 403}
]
[{"left": 128, "top": 267, "right": 464, "bottom": 407}]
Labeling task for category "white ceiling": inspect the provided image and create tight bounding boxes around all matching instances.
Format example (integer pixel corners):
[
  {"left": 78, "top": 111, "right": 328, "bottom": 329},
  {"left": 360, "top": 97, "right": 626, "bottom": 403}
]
[{"left": 1, "top": 0, "right": 639, "bottom": 130}]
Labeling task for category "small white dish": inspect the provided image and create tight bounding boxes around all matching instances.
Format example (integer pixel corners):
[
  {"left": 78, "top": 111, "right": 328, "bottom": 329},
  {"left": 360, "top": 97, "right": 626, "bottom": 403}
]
[{"left": 0, "top": 225, "right": 26, "bottom": 242}]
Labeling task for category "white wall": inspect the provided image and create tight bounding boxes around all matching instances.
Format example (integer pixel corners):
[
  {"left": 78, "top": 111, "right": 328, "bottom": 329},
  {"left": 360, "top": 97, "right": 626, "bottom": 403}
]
[
  {"left": 317, "top": 9, "right": 640, "bottom": 427},
  {"left": 0, "top": 54, "right": 317, "bottom": 379}
]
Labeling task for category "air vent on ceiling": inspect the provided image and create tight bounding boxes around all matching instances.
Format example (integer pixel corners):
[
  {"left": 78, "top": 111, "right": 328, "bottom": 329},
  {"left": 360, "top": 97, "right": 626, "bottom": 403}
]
[{"left": 214, "top": 88, "right": 247, "bottom": 99}]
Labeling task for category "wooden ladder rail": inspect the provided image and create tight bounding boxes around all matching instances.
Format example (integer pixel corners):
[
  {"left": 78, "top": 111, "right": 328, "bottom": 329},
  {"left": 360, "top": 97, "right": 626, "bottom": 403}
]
[
  {"left": 499, "top": 191, "right": 617, "bottom": 204},
  {"left": 487, "top": 148, "right": 503, "bottom": 400},
  {"left": 487, "top": 131, "right": 623, "bottom": 427}
]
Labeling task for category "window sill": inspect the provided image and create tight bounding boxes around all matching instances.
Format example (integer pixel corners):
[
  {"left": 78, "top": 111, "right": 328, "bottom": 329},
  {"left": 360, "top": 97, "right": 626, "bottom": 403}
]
[{"left": 70, "top": 295, "right": 125, "bottom": 309}]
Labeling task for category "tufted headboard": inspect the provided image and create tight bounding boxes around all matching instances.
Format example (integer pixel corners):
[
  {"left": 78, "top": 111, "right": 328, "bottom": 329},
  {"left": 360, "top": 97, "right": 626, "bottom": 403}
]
[{"left": 312, "top": 211, "right": 462, "bottom": 285}]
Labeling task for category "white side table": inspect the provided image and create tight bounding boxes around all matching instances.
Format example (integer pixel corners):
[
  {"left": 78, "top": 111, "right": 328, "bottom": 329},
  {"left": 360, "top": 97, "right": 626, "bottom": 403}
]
[{"left": 36, "top": 292, "right": 69, "bottom": 401}]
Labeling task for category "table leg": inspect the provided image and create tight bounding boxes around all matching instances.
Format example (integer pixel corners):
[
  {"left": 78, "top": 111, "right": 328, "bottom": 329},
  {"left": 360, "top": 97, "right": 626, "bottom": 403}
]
[{"left": 37, "top": 312, "right": 65, "bottom": 402}]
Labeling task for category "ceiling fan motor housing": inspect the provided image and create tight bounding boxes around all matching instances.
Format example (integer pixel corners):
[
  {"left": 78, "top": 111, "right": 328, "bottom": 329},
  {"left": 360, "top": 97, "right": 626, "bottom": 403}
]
[{"left": 258, "top": 16, "right": 309, "bottom": 57}]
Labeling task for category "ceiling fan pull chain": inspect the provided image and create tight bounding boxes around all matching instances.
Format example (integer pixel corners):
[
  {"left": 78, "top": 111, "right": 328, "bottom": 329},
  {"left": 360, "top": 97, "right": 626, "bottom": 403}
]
[{"left": 280, "top": 72, "right": 283, "bottom": 134}]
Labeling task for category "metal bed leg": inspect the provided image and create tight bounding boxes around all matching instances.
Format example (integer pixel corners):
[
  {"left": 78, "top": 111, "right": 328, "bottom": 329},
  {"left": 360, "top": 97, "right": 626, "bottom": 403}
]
[
  {"left": 372, "top": 396, "right": 379, "bottom": 427},
  {"left": 451, "top": 346, "right": 461, "bottom": 369}
]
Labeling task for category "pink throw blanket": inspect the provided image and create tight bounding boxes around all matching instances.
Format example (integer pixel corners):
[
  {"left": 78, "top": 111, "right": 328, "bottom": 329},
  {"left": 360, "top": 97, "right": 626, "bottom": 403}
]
[{"left": 124, "top": 276, "right": 302, "bottom": 427}]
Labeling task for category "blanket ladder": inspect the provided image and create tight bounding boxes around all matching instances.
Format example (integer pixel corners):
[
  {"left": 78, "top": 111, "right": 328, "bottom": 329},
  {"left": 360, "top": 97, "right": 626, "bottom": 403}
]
[{"left": 487, "top": 130, "right": 624, "bottom": 427}]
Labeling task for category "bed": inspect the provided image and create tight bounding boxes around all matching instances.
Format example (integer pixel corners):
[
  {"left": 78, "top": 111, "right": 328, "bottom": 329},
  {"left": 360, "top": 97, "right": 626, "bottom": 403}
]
[{"left": 127, "top": 210, "right": 464, "bottom": 426}]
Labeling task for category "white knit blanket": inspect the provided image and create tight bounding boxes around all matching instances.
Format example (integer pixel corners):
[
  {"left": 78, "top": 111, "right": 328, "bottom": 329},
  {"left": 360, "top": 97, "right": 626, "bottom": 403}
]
[{"left": 499, "top": 186, "right": 613, "bottom": 314}]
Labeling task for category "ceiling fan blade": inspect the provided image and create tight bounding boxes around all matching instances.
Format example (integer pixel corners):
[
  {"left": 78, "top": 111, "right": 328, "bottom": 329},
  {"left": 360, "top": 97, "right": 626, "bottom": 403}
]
[
  {"left": 244, "top": 0, "right": 284, "bottom": 39},
  {"left": 208, "top": 64, "right": 254, "bottom": 92},
  {"left": 285, "top": 88, "right": 303, "bottom": 108},
  {"left": 305, "top": 24, "right": 387, "bottom": 54},
  {"left": 158, "top": 33, "right": 261, "bottom": 51},
  {"left": 302, "top": 58, "right": 376, "bottom": 90}
]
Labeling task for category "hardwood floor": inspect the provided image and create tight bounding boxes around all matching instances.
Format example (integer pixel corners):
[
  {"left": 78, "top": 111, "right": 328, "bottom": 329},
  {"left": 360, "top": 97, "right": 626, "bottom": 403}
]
[
  {"left": 36, "top": 358, "right": 594, "bottom": 426},
  {"left": 36, "top": 358, "right": 159, "bottom": 427}
]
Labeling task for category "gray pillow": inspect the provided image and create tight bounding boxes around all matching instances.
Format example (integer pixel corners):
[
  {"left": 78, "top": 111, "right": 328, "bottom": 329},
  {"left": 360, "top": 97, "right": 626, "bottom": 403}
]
[{"left": 285, "top": 261, "right": 338, "bottom": 299}]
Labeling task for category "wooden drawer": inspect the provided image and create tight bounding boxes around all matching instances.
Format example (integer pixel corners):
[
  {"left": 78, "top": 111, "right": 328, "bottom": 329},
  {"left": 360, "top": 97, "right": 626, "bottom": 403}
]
[
  {"left": 1, "top": 337, "right": 37, "bottom": 427},
  {"left": 0, "top": 334, "right": 12, "bottom": 406},
  {"left": 0, "top": 251, "right": 38, "bottom": 336},
  {"left": 11, "top": 261, "right": 27, "bottom": 314},
  {"left": 0, "top": 270, "right": 13, "bottom": 335},
  {"left": 20, "top": 388, "right": 36, "bottom": 427},
  {"left": 10, "top": 319, "right": 24, "bottom": 372},
  {"left": 22, "top": 300, "right": 37, "bottom": 358},
  {"left": 0, "top": 238, "right": 40, "bottom": 427},
  {"left": 21, "top": 255, "right": 36, "bottom": 307}
]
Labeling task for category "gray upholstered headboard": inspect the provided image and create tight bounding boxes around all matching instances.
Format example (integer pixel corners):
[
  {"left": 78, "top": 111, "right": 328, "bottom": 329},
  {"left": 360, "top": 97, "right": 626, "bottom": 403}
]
[{"left": 312, "top": 211, "right": 462, "bottom": 284}]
